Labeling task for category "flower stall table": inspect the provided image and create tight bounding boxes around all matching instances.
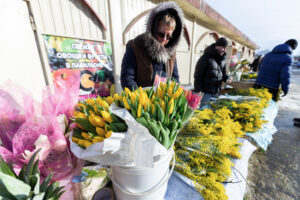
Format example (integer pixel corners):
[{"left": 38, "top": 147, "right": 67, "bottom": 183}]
[
  {"left": 228, "top": 81, "right": 255, "bottom": 90},
  {"left": 165, "top": 139, "right": 256, "bottom": 200},
  {"left": 164, "top": 95, "right": 279, "bottom": 200}
]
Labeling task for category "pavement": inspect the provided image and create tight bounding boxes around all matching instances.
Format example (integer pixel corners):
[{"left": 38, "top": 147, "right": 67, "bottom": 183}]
[{"left": 245, "top": 70, "right": 300, "bottom": 200}]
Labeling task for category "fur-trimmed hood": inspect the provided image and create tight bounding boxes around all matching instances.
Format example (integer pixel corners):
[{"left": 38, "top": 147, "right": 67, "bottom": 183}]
[{"left": 137, "top": 2, "right": 184, "bottom": 63}]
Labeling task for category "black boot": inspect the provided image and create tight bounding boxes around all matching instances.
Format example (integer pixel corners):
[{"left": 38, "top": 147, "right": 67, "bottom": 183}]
[
  {"left": 293, "top": 118, "right": 300, "bottom": 122},
  {"left": 294, "top": 121, "right": 300, "bottom": 128}
]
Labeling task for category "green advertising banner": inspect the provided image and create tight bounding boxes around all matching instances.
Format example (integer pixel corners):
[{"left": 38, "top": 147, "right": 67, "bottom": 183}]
[{"left": 43, "top": 35, "right": 114, "bottom": 99}]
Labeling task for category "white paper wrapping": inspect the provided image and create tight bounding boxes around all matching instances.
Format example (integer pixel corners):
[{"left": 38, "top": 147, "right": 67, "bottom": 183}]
[{"left": 70, "top": 103, "right": 168, "bottom": 168}]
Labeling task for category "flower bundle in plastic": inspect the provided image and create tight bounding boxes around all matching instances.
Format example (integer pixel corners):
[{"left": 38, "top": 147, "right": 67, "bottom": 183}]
[
  {"left": 0, "top": 70, "right": 83, "bottom": 198},
  {"left": 70, "top": 80, "right": 201, "bottom": 167},
  {"left": 114, "top": 80, "right": 200, "bottom": 149},
  {"left": 229, "top": 59, "right": 249, "bottom": 75},
  {"left": 71, "top": 96, "right": 128, "bottom": 148}
]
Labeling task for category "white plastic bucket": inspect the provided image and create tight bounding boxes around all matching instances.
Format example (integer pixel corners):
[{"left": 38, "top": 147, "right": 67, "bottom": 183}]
[{"left": 108, "top": 149, "right": 175, "bottom": 200}]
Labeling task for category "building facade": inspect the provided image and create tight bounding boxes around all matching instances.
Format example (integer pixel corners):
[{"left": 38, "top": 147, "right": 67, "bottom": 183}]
[{"left": 0, "top": 0, "right": 258, "bottom": 99}]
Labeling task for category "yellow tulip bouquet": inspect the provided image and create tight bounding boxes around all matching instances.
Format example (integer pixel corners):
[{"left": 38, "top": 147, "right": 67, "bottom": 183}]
[
  {"left": 70, "top": 79, "right": 200, "bottom": 166},
  {"left": 71, "top": 96, "right": 128, "bottom": 149},
  {"left": 113, "top": 79, "right": 200, "bottom": 150}
]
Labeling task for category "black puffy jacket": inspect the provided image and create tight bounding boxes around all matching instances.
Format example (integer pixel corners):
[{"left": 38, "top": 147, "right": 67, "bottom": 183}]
[{"left": 193, "top": 44, "right": 228, "bottom": 94}]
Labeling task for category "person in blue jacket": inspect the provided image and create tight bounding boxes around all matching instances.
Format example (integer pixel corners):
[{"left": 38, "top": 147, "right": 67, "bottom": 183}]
[
  {"left": 120, "top": 2, "right": 183, "bottom": 89},
  {"left": 254, "top": 39, "right": 298, "bottom": 101}
]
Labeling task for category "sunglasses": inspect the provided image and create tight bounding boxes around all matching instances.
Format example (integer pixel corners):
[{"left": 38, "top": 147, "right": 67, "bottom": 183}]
[{"left": 156, "top": 32, "right": 172, "bottom": 40}]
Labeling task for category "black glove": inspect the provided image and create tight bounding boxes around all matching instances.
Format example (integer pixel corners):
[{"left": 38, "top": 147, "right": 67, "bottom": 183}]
[{"left": 282, "top": 91, "right": 288, "bottom": 97}]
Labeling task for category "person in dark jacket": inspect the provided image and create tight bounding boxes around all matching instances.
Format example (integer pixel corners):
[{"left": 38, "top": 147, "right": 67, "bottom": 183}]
[
  {"left": 193, "top": 37, "right": 232, "bottom": 107},
  {"left": 121, "top": 2, "right": 183, "bottom": 89},
  {"left": 254, "top": 39, "right": 298, "bottom": 101}
]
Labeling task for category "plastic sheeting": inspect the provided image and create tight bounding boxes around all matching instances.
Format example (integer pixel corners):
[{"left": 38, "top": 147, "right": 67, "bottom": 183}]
[
  {"left": 164, "top": 139, "right": 256, "bottom": 200},
  {"left": 245, "top": 100, "right": 278, "bottom": 150},
  {"left": 224, "top": 139, "right": 257, "bottom": 200}
]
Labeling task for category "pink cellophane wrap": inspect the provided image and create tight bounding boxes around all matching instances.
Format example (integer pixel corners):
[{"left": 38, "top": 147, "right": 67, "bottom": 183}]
[{"left": 0, "top": 69, "right": 84, "bottom": 199}]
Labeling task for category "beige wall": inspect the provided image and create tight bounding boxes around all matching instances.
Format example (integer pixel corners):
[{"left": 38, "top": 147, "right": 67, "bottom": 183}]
[
  {"left": 0, "top": 0, "right": 46, "bottom": 101},
  {"left": 0, "top": 0, "right": 255, "bottom": 97}
]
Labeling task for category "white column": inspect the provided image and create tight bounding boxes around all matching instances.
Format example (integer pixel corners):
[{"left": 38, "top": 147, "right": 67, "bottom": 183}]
[{"left": 107, "top": 0, "right": 124, "bottom": 94}]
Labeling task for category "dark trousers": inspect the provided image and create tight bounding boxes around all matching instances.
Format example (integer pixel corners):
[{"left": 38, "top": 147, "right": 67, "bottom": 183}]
[{"left": 254, "top": 84, "right": 279, "bottom": 101}]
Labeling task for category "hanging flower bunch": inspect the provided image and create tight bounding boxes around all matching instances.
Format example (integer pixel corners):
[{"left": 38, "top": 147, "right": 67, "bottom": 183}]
[
  {"left": 112, "top": 80, "right": 200, "bottom": 149},
  {"left": 229, "top": 59, "right": 249, "bottom": 74},
  {"left": 175, "top": 107, "right": 244, "bottom": 200},
  {"left": 71, "top": 96, "right": 128, "bottom": 148}
]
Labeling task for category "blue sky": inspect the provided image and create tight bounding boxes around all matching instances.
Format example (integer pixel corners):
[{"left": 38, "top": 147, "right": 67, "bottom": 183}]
[{"left": 206, "top": 0, "right": 300, "bottom": 55}]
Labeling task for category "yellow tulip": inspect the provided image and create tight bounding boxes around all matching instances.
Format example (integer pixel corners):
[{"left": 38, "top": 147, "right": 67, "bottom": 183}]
[
  {"left": 168, "top": 98, "right": 174, "bottom": 114},
  {"left": 124, "top": 87, "right": 132, "bottom": 97},
  {"left": 167, "top": 86, "right": 173, "bottom": 97},
  {"left": 101, "top": 111, "right": 113, "bottom": 123},
  {"left": 89, "top": 115, "right": 97, "bottom": 127},
  {"left": 123, "top": 96, "right": 131, "bottom": 110},
  {"left": 77, "top": 102, "right": 86, "bottom": 109},
  {"left": 137, "top": 103, "right": 142, "bottom": 118},
  {"left": 160, "top": 101, "right": 165, "bottom": 113},
  {"left": 106, "top": 96, "right": 114, "bottom": 105},
  {"left": 105, "top": 131, "right": 112, "bottom": 138},
  {"left": 93, "top": 105, "right": 100, "bottom": 114},
  {"left": 151, "top": 95, "right": 156, "bottom": 102},
  {"left": 173, "top": 87, "right": 183, "bottom": 98},
  {"left": 96, "top": 96, "right": 102, "bottom": 102},
  {"left": 92, "top": 116, "right": 106, "bottom": 127},
  {"left": 143, "top": 101, "right": 149, "bottom": 111},
  {"left": 130, "top": 93, "right": 137, "bottom": 105},
  {"left": 96, "top": 127, "right": 106, "bottom": 136},
  {"left": 170, "top": 81, "right": 175, "bottom": 90},
  {"left": 92, "top": 136, "right": 104, "bottom": 143},
  {"left": 74, "top": 111, "right": 87, "bottom": 119},
  {"left": 113, "top": 93, "right": 120, "bottom": 100},
  {"left": 89, "top": 110, "right": 95, "bottom": 115},
  {"left": 81, "top": 132, "right": 92, "bottom": 140},
  {"left": 83, "top": 141, "right": 92, "bottom": 148},
  {"left": 151, "top": 104, "right": 156, "bottom": 115},
  {"left": 72, "top": 137, "right": 80, "bottom": 143},
  {"left": 77, "top": 139, "right": 86, "bottom": 146},
  {"left": 159, "top": 82, "right": 165, "bottom": 91},
  {"left": 99, "top": 100, "right": 110, "bottom": 110},
  {"left": 139, "top": 92, "right": 146, "bottom": 106},
  {"left": 157, "top": 87, "right": 163, "bottom": 98},
  {"left": 86, "top": 98, "right": 95, "bottom": 105},
  {"left": 138, "top": 86, "right": 143, "bottom": 94}
]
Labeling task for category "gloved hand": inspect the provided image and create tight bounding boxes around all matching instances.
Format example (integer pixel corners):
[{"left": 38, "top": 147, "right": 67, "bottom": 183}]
[{"left": 282, "top": 91, "right": 288, "bottom": 97}]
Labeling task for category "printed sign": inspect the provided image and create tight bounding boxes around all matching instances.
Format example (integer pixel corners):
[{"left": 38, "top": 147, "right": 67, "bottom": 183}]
[{"left": 43, "top": 35, "right": 115, "bottom": 99}]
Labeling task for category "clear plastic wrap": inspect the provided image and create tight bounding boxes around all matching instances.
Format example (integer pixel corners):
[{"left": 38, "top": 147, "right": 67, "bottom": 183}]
[{"left": 0, "top": 72, "right": 83, "bottom": 199}]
